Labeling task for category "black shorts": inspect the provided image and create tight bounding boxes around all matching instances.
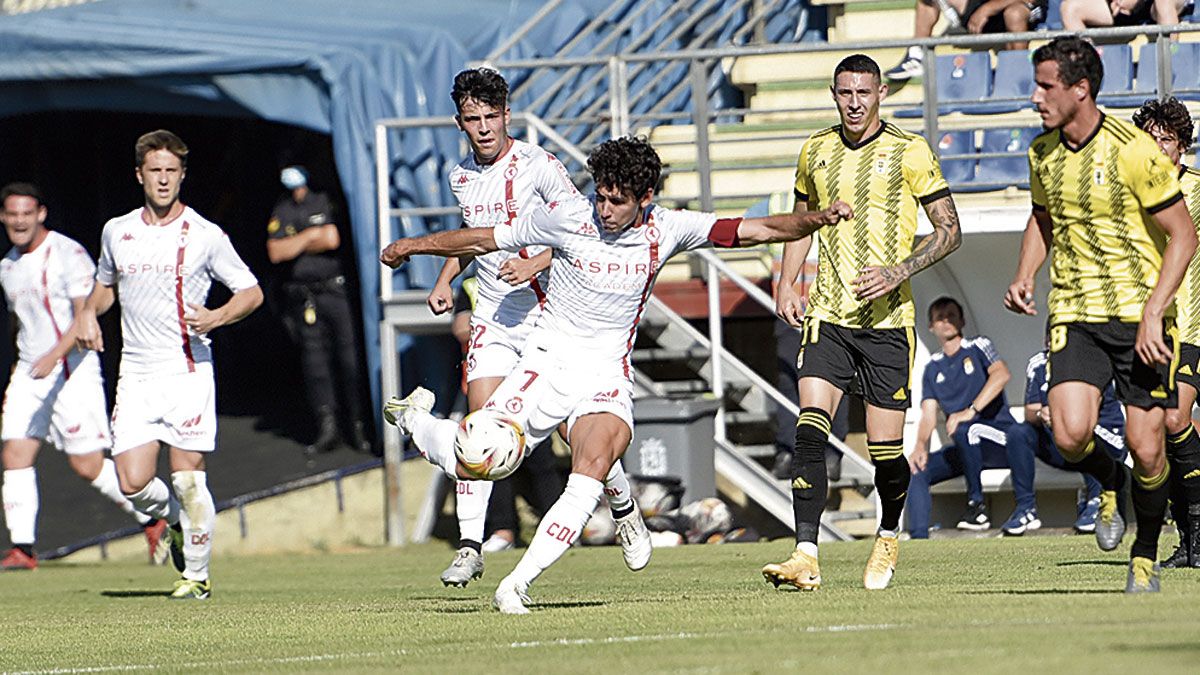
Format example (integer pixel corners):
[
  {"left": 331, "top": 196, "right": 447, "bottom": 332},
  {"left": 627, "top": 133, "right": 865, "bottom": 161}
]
[
  {"left": 1047, "top": 320, "right": 1179, "bottom": 409},
  {"left": 1177, "top": 342, "right": 1200, "bottom": 391},
  {"left": 796, "top": 317, "right": 914, "bottom": 410}
]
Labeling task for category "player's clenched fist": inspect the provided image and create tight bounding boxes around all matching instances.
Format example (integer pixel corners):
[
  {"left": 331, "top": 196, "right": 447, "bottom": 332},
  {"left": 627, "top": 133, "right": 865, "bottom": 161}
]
[
  {"left": 380, "top": 240, "right": 412, "bottom": 268},
  {"left": 821, "top": 199, "right": 854, "bottom": 225}
]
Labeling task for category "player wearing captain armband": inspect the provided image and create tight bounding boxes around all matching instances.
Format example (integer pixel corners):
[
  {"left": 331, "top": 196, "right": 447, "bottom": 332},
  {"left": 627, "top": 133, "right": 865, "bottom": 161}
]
[{"left": 382, "top": 136, "right": 852, "bottom": 613}]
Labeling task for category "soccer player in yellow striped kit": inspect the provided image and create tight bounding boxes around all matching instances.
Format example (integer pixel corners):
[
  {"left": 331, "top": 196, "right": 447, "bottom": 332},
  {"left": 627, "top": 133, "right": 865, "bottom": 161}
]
[{"left": 1005, "top": 38, "right": 1197, "bottom": 592}]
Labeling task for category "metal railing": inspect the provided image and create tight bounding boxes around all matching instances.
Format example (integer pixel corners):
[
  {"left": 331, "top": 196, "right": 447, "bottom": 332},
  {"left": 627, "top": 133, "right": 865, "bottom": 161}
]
[
  {"left": 376, "top": 21, "right": 1200, "bottom": 542},
  {"left": 479, "top": 23, "right": 1200, "bottom": 206}
]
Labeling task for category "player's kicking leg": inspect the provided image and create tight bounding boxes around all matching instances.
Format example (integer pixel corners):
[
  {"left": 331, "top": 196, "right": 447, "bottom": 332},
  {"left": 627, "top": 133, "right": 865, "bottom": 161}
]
[
  {"left": 387, "top": 386, "right": 650, "bottom": 580},
  {"left": 494, "top": 412, "right": 631, "bottom": 614}
]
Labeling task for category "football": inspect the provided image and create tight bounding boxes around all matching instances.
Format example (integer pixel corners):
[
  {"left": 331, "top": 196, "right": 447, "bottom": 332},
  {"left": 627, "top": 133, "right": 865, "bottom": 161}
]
[{"left": 454, "top": 409, "right": 527, "bottom": 480}]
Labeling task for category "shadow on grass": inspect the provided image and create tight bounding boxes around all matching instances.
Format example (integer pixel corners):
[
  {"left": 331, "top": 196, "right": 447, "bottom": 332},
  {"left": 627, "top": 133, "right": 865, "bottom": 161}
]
[
  {"left": 100, "top": 590, "right": 172, "bottom": 598},
  {"left": 1055, "top": 560, "right": 1129, "bottom": 568},
  {"left": 531, "top": 600, "right": 606, "bottom": 610},
  {"left": 961, "top": 589, "right": 1123, "bottom": 595}
]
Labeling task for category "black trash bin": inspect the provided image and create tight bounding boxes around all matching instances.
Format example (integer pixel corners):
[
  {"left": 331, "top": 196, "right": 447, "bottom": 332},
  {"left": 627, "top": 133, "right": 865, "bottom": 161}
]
[{"left": 625, "top": 396, "right": 721, "bottom": 503}]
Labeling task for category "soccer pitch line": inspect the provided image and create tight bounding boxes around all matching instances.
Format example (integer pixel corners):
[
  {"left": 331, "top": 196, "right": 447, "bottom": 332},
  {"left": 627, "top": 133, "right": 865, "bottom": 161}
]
[{"left": 5, "top": 624, "right": 904, "bottom": 674}]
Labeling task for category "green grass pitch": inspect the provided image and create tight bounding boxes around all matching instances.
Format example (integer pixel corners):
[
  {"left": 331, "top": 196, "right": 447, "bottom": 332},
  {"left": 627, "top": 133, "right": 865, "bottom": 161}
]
[{"left": 2, "top": 536, "right": 1199, "bottom": 673}]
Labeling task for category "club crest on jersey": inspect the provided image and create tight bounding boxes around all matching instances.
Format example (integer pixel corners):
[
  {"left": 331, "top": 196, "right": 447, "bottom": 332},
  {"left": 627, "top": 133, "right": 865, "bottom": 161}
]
[
  {"left": 504, "top": 164, "right": 519, "bottom": 180},
  {"left": 963, "top": 357, "right": 975, "bottom": 376},
  {"left": 506, "top": 396, "right": 523, "bottom": 414},
  {"left": 644, "top": 225, "right": 661, "bottom": 243},
  {"left": 875, "top": 152, "right": 889, "bottom": 175},
  {"left": 1093, "top": 167, "right": 1105, "bottom": 186}
]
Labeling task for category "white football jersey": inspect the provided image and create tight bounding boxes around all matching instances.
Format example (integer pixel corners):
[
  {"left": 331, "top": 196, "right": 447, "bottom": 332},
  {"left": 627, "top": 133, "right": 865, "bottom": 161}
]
[
  {"left": 450, "top": 138, "right": 580, "bottom": 327},
  {"left": 0, "top": 231, "right": 98, "bottom": 375},
  {"left": 494, "top": 197, "right": 739, "bottom": 374},
  {"left": 96, "top": 206, "right": 258, "bottom": 376}
]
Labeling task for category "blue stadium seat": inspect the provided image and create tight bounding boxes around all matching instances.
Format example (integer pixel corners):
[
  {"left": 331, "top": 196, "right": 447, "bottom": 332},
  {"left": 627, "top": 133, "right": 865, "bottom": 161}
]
[
  {"left": 895, "top": 52, "right": 992, "bottom": 117},
  {"left": 1103, "top": 42, "right": 1200, "bottom": 106},
  {"left": 933, "top": 131, "right": 976, "bottom": 186},
  {"left": 1094, "top": 44, "right": 1143, "bottom": 107},
  {"left": 1041, "top": 0, "right": 1063, "bottom": 29},
  {"left": 974, "top": 128, "right": 1041, "bottom": 189},
  {"left": 967, "top": 49, "right": 1034, "bottom": 114}
]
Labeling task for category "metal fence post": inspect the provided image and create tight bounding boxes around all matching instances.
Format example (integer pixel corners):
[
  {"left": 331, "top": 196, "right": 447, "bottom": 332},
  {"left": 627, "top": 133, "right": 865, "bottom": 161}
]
[
  {"left": 690, "top": 57, "right": 725, "bottom": 440},
  {"left": 921, "top": 45, "right": 939, "bottom": 147},
  {"left": 609, "top": 56, "right": 630, "bottom": 138},
  {"left": 1157, "top": 35, "right": 1174, "bottom": 100}
]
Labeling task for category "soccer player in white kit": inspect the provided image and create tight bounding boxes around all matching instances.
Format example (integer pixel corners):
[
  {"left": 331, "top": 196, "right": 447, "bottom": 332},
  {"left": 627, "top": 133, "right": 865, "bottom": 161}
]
[
  {"left": 0, "top": 183, "right": 163, "bottom": 571},
  {"left": 382, "top": 137, "right": 853, "bottom": 613},
  {"left": 75, "top": 130, "right": 263, "bottom": 599},
  {"left": 426, "top": 68, "right": 648, "bottom": 587}
]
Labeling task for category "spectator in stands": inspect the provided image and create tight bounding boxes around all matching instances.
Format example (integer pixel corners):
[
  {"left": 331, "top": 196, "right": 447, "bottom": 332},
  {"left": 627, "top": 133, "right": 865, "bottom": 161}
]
[
  {"left": 1007, "top": 343, "right": 1128, "bottom": 534},
  {"left": 451, "top": 281, "right": 564, "bottom": 553},
  {"left": 906, "top": 296, "right": 1040, "bottom": 537},
  {"left": 886, "top": 0, "right": 1043, "bottom": 80},
  {"left": 1060, "top": 0, "right": 1190, "bottom": 31}
]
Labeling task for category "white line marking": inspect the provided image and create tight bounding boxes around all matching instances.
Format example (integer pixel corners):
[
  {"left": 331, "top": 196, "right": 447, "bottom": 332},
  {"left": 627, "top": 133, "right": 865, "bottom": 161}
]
[{"left": 5, "top": 623, "right": 901, "bottom": 673}]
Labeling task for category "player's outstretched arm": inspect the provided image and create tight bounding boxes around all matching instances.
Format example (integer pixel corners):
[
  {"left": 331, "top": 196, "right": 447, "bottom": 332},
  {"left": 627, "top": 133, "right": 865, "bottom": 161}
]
[
  {"left": 381, "top": 227, "right": 500, "bottom": 268},
  {"left": 735, "top": 200, "right": 853, "bottom": 246},
  {"left": 1004, "top": 212, "right": 1050, "bottom": 315},
  {"left": 853, "top": 194, "right": 962, "bottom": 301},
  {"left": 75, "top": 283, "right": 116, "bottom": 353},
  {"left": 775, "top": 201, "right": 814, "bottom": 327},
  {"left": 1137, "top": 199, "right": 1198, "bottom": 365}
]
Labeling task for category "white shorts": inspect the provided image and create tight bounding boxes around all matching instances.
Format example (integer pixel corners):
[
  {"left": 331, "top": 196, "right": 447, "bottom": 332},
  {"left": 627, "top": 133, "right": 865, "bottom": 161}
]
[
  {"left": 465, "top": 314, "right": 536, "bottom": 383},
  {"left": 481, "top": 333, "right": 634, "bottom": 452},
  {"left": 110, "top": 362, "right": 217, "bottom": 454},
  {"left": 1, "top": 362, "right": 110, "bottom": 455}
]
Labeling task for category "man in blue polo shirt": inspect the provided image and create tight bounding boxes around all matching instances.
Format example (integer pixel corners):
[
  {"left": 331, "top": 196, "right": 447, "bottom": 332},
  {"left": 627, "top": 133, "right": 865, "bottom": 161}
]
[
  {"left": 1007, "top": 346, "right": 1128, "bottom": 534},
  {"left": 906, "top": 297, "right": 1036, "bottom": 537}
]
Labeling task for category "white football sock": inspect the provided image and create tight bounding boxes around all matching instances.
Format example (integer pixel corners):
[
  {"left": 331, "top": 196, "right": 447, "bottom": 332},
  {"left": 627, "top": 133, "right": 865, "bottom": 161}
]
[
  {"left": 125, "top": 477, "right": 181, "bottom": 524},
  {"left": 507, "top": 473, "right": 603, "bottom": 588},
  {"left": 410, "top": 413, "right": 460, "bottom": 478},
  {"left": 797, "top": 542, "right": 819, "bottom": 558},
  {"left": 90, "top": 459, "right": 151, "bottom": 525},
  {"left": 456, "top": 479, "right": 493, "bottom": 545},
  {"left": 603, "top": 460, "right": 634, "bottom": 514},
  {"left": 172, "top": 471, "right": 215, "bottom": 582},
  {"left": 2, "top": 468, "right": 38, "bottom": 545}
]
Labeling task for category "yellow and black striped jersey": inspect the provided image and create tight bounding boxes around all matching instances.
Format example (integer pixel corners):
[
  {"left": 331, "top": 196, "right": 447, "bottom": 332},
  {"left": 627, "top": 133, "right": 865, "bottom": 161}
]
[
  {"left": 793, "top": 122, "right": 949, "bottom": 329},
  {"left": 1029, "top": 114, "right": 1183, "bottom": 324},
  {"left": 1175, "top": 167, "right": 1200, "bottom": 344}
]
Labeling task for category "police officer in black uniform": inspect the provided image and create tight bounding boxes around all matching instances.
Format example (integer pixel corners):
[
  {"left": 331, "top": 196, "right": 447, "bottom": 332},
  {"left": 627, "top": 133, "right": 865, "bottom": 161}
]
[{"left": 267, "top": 166, "right": 371, "bottom": 455}]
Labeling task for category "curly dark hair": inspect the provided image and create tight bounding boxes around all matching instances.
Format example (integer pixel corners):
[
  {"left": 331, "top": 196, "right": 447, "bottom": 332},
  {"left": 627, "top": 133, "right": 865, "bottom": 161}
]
[
  {"left": 1032, "top": 37, "right": 1103, "bottom": 101},
  {"left": 587, "top": 136, "right": 662, "bottom": 199},
  {"left": 451, "top": 67, "right": 509, "bottom": 112},
  {"left": 1133, "top": 96, "right": 1195, "bottom": 151}
]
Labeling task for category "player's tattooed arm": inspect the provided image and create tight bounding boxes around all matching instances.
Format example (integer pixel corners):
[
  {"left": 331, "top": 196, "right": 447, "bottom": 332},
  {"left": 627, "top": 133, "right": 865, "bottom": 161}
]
[
  {"left": 381, "top": 227, "right": 500, "bottom": 268},
  {"left": 852, "top": 195, "right": 961, "bottom": 301}
]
